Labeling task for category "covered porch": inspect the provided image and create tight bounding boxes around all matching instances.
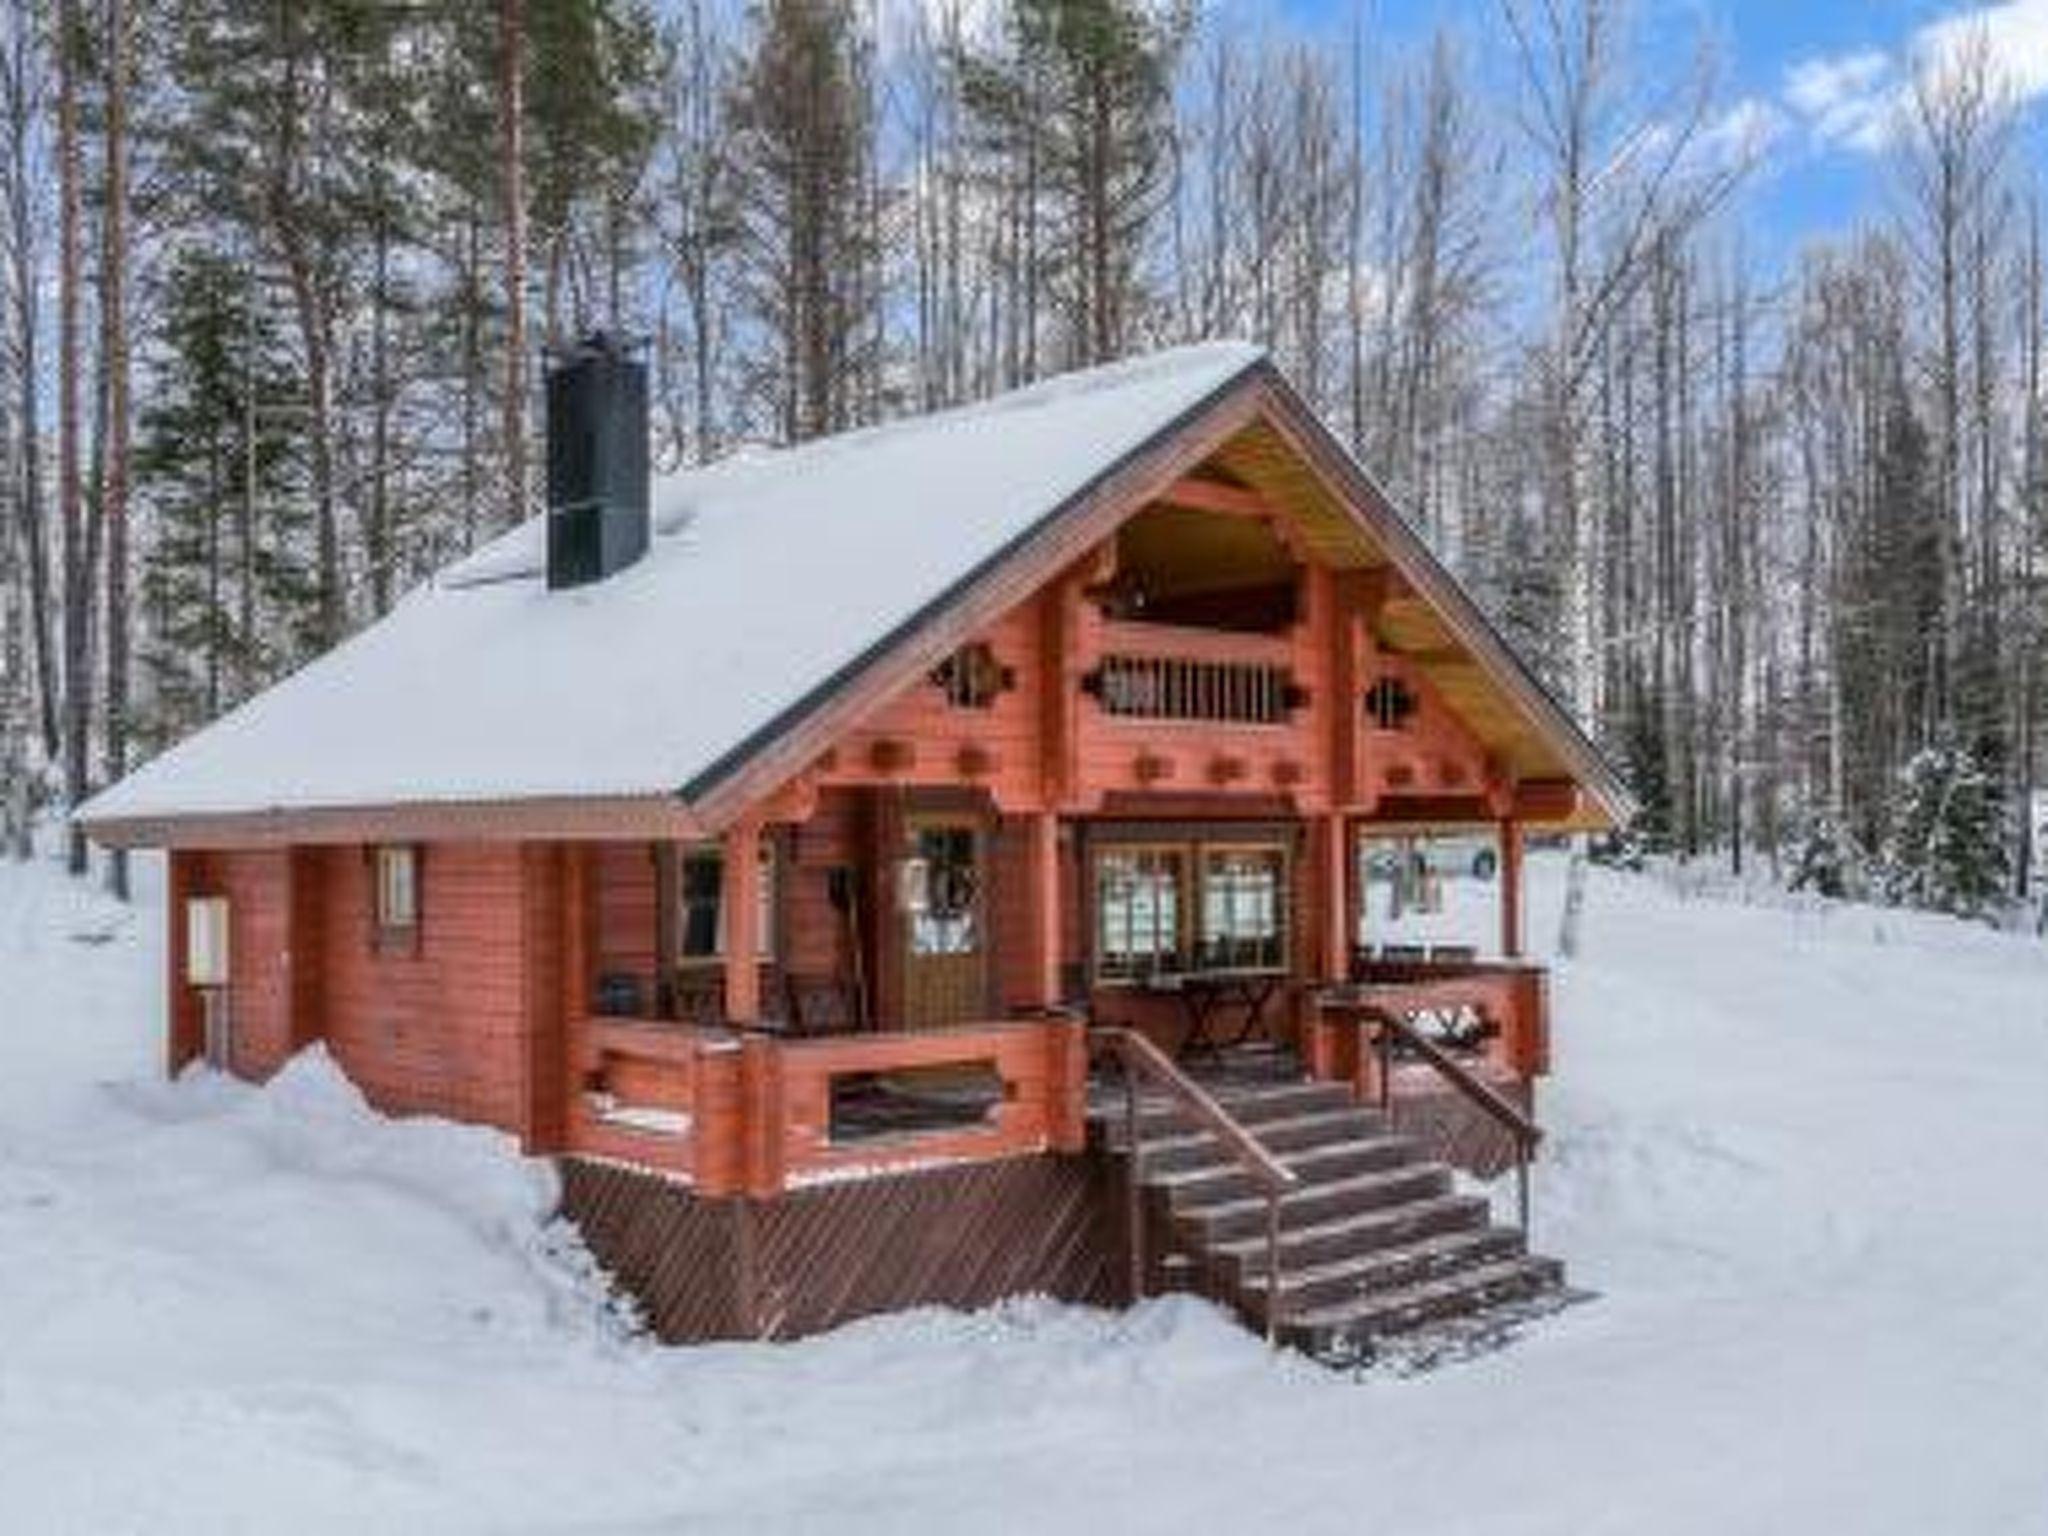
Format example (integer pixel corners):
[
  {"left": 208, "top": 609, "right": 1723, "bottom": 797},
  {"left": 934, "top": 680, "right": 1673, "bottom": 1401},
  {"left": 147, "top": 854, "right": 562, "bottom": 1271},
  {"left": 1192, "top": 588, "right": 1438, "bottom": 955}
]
[{"left": 556, "top": 782, "right": 1551, "bottom": 1197}]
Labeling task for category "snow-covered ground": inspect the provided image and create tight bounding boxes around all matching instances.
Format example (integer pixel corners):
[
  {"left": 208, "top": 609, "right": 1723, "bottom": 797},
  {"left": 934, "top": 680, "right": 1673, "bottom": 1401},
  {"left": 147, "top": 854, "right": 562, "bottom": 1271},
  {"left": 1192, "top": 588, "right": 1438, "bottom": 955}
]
[{"left": 4, "top": 847, "right": 2048, "bottom": 1534}]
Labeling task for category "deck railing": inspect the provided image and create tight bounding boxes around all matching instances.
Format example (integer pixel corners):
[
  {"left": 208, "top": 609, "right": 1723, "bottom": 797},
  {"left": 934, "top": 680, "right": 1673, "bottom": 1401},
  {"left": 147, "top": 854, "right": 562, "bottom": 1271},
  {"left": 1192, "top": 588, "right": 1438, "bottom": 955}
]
[
  {"left": 1309, "top": 979, "right": 1545, "bottom": 1234},
  {"left": 566, "top": 1014, "right": 1087, "bottom": 1198},
  {"left": 1085, "top": 653, "right": 1298, "bottom": 725},
  {"left": 1090, "top": 1026, "right": 1299, "bottom": 1345}
]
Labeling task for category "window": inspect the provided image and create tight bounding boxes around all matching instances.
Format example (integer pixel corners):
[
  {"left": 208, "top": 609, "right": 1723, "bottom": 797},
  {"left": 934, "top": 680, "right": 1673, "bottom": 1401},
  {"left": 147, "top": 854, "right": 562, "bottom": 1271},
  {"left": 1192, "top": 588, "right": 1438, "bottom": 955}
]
[
  {"left": 1364, "top": 676, "right": 1418, "bottom": 731},
  {"left": 373, "top": 845, "right": 420, "bottom": 953},
  {"left": 1200, "top": 847, "right": 1286, "bottom": 970},
  {"left": 929, "top": 643, "right": 1012, "bottom": 709},
  {"left": 1094, "top": 837, "right": 1290, "bottom": 982},
  {"left": 907, "top": 824, "right": 981, "bottom": 956},
  {"left": 1095, "top": 847, "right": 1186, "bottom": 981},
  {"left": 677, "top": 841, "right": 775, "bottom": 964}
]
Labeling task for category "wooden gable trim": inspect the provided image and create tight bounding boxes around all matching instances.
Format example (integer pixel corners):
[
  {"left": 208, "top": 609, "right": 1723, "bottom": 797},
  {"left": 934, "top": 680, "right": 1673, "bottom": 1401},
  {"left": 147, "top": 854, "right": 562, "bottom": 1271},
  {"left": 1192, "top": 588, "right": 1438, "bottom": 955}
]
[
  {"left": 687, "top": 359, "right": 1627, "bottom": 834},
  {"left": 1238, "top": 370, "right": 1634, "bottom": 827},
  {"left": 683, "top": 368, "right": 1269, "bottom": 831},
  {"left": 1153, "top": 475, "right": 1274, "bottom": 518}
]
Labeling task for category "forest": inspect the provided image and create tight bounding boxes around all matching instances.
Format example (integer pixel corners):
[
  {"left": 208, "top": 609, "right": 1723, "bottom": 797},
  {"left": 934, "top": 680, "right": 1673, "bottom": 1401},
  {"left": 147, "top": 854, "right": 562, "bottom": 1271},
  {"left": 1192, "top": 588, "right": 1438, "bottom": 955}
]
[{"left": 0, "top": 0, "right": 2040, "bottom": 920}]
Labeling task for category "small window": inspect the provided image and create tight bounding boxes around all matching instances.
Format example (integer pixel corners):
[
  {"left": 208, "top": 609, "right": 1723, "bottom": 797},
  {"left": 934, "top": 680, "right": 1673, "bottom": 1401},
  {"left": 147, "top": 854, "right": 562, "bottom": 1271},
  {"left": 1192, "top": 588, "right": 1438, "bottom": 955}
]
[
  {"left": 1364, "top": 676, "right": 1418, "bottom": 731},
  {"left": 907, "top": 824, "right": 981, "bottom": 957},
  {"left": 373, "top": 845, "right": 420, "bottom": 953},
  {"left": 677, "top": 841, "right": 775, "bottom": 965},
  {"left": 929, "top": 642, "right": 1013, "bottom": 709}
]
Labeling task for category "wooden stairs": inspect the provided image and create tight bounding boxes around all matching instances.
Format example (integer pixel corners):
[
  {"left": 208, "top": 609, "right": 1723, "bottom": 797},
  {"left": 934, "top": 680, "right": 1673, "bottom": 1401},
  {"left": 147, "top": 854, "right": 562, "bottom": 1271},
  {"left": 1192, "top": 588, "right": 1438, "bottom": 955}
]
[{"left": 1089, "top": 1054, "right": 1569, "bottom": 1365}]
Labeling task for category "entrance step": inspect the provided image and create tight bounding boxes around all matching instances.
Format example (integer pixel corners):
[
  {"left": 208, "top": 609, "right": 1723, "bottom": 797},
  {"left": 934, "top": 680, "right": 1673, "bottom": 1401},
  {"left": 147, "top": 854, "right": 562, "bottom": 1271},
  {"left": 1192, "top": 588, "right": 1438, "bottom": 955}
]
[{"left": 1091, "top": 1048, "right": 1571, "bottom": 1367}]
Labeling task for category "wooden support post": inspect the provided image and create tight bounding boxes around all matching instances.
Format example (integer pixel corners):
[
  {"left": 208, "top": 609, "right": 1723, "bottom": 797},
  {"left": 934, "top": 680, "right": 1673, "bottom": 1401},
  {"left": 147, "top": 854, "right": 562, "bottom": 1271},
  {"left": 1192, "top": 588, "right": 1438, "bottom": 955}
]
[
  {"left": 722, "top": 818, "right": 763, "bottom": 1024},
  {"left": 691, "top": 1037, "right": 744, "bottom": 1198},
  {"left": 562, "top": 842, "right": 591, "bottom": 1023},
  {"left": 519, "top": 841, "right": 582, "bottom": 1155},
  {"left": 1027, "top": 810, "right": 1061, "bottom": 1009},
  {"left": 1047, "top": 1015, "right": 1088, "bottom": 1153},
  {"left": 1319, "top": 812, "right": 1349, "bottom": 983},
  {"left": 1039, "top": 575, "right": 1082, "bottom": 808},
  {"left": 285, "top": 846, "right": 325, "bottom": 1052},
  {"left": 1330, "top": 572, "right": 1363, "bottom": 808},
  {"left": 739, "top": 1032, "right": 784, "bottom": 1199},
  {"left": 651, "top": 841, "right": 679, "bottom": 1017},
  {"left": 166, "top": 848, "right": 202, "bottom": 1075},
  {"left": 1500, "top": 819, "right": 1524, "bottom": 959}
]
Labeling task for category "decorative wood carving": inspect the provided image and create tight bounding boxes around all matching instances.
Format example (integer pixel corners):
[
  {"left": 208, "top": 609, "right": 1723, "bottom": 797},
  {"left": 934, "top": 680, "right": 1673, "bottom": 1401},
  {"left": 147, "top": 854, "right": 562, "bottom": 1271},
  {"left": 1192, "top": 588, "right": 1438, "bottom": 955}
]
[
  {"left": 868, "top": 739, "right": 915, "bottom": 773},
  {"left": 1208, "top": 754, "right": 1248, "bottom": 786}
]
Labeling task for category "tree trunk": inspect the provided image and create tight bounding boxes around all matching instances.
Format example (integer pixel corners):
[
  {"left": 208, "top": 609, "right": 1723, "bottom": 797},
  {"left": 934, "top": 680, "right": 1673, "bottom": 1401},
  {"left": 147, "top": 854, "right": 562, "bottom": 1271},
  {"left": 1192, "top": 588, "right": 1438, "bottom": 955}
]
[
  {"left": 501, "top": 0, "right": 528, "bottom": 529},
  {"left": 101, "top": 0, "right": 131, "bottom": 899},
  {"left": 56, "top": 0, "right": 89, "bottom": 876}
]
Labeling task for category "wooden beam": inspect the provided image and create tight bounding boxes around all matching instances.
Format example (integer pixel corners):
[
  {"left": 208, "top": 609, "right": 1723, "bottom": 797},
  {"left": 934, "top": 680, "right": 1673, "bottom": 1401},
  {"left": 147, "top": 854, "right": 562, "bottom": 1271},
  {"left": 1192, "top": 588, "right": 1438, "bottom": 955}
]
[
  {"left": 1154, "top": 475, "right": 1272, "bottom": 517},
  {"left": 1354, "top": 564, "right": 1412, "bottom": 624},
  {"left": 1384, "top": 645, "right": 1472, "bottom": 668}
]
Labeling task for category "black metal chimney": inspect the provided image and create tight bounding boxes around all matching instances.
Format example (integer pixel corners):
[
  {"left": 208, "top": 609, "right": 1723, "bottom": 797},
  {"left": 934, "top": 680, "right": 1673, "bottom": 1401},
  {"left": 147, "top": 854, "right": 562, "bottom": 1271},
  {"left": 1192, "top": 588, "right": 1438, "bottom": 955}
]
[{"left": 546, "top": 332, "right": 649, "bottom": 590}]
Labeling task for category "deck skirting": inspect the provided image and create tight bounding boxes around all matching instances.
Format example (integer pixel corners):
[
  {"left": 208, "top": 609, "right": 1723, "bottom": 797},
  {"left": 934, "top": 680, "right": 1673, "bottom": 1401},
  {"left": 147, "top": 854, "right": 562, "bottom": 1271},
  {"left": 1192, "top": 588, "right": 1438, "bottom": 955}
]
[{"left": 557, "top": 1151, "right": 1120, "bottom": 1344}]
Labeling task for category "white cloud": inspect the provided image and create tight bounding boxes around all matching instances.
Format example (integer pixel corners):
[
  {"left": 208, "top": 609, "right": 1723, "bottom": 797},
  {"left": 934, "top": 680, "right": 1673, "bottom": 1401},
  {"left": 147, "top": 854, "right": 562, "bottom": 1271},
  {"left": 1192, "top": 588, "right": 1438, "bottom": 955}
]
[
  {"left": 1781, "top": 0, "right": 2048, "bottom": 156},
  {"left": 1913, "top": 0, "right": 2048, "bottom": 102},
  {"left": 1700, "top": 95, "right": 1792, "bottom": 165},
  {"left": 1783, "top": 48, "right": 1897, "bottom": 151}
]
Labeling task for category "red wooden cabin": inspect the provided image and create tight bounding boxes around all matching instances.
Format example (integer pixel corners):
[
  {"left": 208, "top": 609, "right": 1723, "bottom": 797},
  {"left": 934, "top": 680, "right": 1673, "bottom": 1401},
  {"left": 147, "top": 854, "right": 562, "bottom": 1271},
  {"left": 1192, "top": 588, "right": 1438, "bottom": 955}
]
[{"left": 83, "top": 341, "right": 1628, "bottom": 1356}]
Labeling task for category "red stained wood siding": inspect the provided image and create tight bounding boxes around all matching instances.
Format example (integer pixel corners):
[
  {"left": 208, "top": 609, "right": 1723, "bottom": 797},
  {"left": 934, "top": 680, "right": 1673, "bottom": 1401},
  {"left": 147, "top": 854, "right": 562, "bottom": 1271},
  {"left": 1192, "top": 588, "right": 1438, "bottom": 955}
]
[
  {"left": 317, "top": 842, "right": 536, "bottom": 1132},
  {"left": 160, "top": 479, "right": 1558, "bottom": 1207}
]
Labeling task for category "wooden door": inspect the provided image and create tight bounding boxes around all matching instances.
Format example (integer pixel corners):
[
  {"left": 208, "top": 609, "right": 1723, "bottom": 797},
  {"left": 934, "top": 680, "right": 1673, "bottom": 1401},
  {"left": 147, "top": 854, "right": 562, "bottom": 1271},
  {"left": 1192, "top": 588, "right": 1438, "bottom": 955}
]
[{"left": 899, "top": 814, "right": 989, "bottom": 1028}]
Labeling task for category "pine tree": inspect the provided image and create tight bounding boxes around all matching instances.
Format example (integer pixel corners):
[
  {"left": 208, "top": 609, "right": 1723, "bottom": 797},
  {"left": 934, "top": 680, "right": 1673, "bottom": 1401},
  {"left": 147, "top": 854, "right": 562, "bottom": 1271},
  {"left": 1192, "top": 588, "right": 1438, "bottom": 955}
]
[
  {"left": 957, "top": 0, "right": 1187, "bottom": 370},
  {"left": 133, "top": 249, "right": 312, "bottom": 754},
  {"left": 727, "top": 0, "right": 879, "bottom": 442},
  {"left": 1782, "top": 804, "right": 1859, "bottom": 899},
  {"left": 1878, "top": 734, "right": 2011, "bottom": 920}
]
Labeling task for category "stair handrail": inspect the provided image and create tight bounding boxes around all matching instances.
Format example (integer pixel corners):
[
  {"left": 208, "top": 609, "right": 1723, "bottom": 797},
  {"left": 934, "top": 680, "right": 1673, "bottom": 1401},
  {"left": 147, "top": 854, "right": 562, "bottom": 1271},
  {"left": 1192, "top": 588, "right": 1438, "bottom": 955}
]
[
  {"left": 1341, "top": 998, "right": 1541, "bottom": 1236},
  {"left": 1089, "top": 1026, "right": 1300, "bottom": 1345}
]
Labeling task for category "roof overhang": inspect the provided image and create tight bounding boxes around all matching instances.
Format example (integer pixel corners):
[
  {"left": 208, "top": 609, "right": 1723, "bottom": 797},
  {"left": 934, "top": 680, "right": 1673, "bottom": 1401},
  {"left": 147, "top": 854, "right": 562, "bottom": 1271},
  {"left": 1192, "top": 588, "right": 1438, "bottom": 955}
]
[{"left": 84, "top": 793, "right": 706, "bottom": 851}]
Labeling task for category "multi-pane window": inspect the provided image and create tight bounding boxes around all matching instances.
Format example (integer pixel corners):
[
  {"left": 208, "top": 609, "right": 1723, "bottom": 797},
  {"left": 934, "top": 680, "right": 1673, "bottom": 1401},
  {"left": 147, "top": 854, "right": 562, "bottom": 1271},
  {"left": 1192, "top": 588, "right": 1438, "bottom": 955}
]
[
  {"left": 1199, "top": 848, "right": 1286, "bottom": 970},
  {"left": 677, "top": 842, "right": 775, "bottom": 963},
  {"left": 1095, "top": 839, "right": 1289, "bottom": 982},
  {"left": 908, "top": 824, "right": 981, "bottom": 957},
  {"left": 1095, "top": 847, "right": 1187, "bottom": 980}
]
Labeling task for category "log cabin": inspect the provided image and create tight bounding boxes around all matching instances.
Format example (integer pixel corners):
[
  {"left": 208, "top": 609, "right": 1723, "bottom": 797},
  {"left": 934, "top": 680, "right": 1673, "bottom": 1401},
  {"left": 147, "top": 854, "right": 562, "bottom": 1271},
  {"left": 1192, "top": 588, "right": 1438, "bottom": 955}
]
[{"left": 80, "top": 338, "right": 1630, "bottom": 1360}]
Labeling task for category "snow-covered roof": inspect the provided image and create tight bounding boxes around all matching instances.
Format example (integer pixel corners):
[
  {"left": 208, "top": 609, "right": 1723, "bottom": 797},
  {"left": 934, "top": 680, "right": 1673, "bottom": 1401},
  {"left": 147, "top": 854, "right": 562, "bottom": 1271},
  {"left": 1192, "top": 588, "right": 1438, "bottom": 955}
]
[{"left": 82, "top": 342, "right": 1269, "bottom": 834}]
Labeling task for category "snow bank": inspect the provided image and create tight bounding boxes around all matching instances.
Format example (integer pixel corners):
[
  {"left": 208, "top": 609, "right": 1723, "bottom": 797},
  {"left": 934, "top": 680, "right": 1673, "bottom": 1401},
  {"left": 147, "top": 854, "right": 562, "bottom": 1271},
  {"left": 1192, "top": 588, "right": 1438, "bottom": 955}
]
[{"left": 5, "top": 846, "right": 2048, "bottom": 1533}]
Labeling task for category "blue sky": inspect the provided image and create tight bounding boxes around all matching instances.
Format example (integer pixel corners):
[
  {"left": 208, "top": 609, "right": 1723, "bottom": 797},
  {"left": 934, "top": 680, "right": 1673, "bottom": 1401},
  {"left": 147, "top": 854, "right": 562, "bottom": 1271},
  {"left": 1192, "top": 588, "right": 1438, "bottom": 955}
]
[{"left": 1271, "top": 0, "right": 2048, "bottom": 275}]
